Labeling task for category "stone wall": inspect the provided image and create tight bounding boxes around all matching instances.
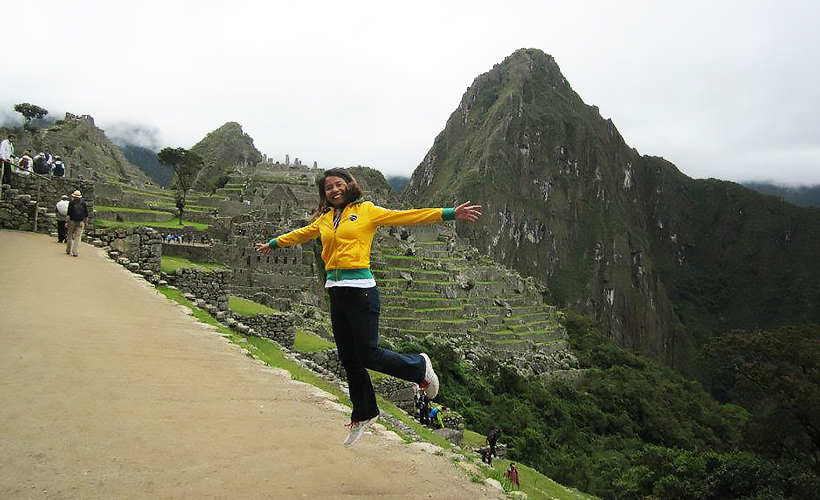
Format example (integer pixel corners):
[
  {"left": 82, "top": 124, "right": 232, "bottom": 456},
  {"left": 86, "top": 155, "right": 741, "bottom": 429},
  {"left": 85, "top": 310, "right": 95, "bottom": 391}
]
[
  {"left": 6, "top": 173, "right": 95, "bottom": 217},
  {"left": 86, "top": 227, "right": 162, "bottom": 273},
  {"left": 0, "top": 185, "right": 47, "bottom": 232},
  {"left": 165, "top": 268, "right": 231, "bottom": 311},
  {"left": 0, "top": 174, "right": 95, "bottom": 234},
  {"left": 161, "top": 242, "right": 212, "bottom": 262},
  {"left": 95, "top": 209, "right": 175, "bottom": 223},
  {"left": 231, "top": 313, "right": 296, "bottom": 348}
]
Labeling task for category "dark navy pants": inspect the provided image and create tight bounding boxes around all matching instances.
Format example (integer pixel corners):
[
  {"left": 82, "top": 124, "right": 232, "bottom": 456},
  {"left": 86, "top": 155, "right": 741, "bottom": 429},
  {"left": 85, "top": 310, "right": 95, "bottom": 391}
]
[{"left": 328, "top": 286, "right": 425, "bottom": 422}]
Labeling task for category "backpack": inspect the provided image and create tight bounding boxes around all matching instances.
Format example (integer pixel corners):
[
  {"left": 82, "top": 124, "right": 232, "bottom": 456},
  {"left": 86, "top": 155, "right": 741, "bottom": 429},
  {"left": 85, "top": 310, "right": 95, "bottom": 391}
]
[
  {"left": 33, "top": 156, "right": 49, "bottom": 174},
  {"left": 52, "top": 161, "right": 64, "bottom": 177},
  {"left": 69, "top": 200, "right": 86, "bottom": 221}
]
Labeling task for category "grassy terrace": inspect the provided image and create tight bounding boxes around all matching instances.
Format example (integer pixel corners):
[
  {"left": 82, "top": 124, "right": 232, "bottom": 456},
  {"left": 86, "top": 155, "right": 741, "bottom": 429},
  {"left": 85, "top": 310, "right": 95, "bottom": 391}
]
[
  {"left": 95, "top": 218, "right": 210, "bottom": 230},
  {"left": 229, "top": 296, "right": 279, "bottom": 315},
  {"left": 161, "top": 256, "right": 227, "bottom": 273},
  {"left": 95, "top": 204, "right": 174, "bottom": 214}
]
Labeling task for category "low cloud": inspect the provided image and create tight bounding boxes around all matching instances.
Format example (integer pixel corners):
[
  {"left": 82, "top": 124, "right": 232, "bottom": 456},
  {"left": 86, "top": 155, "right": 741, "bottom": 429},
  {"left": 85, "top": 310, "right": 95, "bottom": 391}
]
[{"left": 104, "top": 122, "right": 161, "bottom": 151}]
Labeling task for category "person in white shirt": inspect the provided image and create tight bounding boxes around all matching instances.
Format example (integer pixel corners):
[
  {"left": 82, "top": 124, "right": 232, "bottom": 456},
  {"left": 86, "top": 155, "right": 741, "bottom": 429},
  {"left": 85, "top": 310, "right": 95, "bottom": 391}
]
[
  {"left": 55, "top": 195, "right": 70, "bottom": 243},
  {"left": 0, "top": 134, "right": 14, "bottom": 184}
]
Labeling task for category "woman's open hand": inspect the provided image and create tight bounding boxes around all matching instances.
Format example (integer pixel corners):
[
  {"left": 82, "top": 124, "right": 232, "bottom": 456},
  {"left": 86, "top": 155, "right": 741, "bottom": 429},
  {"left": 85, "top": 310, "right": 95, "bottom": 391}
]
[
  {"left": 255, "top": 242, "right": 272, "bottom": 254},
  {"left": 454, "top": 201, "right": 482, "bottom": 222}
]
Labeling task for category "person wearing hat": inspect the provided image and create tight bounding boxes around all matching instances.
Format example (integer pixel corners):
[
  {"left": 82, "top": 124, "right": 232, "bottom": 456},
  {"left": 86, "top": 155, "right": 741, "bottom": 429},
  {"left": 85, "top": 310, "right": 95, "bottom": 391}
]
[
  {"left": 55, "top": 195, "right": 70, "bottom": 243},
  {"left": 66, "top": 190, "right": 89, "bottom": 257}
]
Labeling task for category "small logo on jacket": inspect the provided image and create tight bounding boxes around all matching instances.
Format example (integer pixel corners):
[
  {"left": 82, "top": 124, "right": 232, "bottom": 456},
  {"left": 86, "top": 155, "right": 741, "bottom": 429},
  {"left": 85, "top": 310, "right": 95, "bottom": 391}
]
[{"left": 349, "top": 215, "right": 358, "bottom": 222}]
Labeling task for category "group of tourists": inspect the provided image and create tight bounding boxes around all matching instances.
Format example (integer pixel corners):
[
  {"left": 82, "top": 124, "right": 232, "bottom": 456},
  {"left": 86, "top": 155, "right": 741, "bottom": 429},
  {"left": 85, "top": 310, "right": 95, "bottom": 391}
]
[
  {"left": 413, "top": 389, "right": 448, "bottom": 428},
  {"left": 163, "top": 232, "right": 185, "bottom": 243},
  {"left": 0, "top": 134, "right": 66, "bottom": 183}
]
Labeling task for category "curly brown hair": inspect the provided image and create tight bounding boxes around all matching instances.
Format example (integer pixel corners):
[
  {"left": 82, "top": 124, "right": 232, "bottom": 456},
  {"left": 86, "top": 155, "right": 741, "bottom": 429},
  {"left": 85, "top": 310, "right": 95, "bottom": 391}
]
[{"left": 312, "top": 168, "right": 365, "bottom": 220}]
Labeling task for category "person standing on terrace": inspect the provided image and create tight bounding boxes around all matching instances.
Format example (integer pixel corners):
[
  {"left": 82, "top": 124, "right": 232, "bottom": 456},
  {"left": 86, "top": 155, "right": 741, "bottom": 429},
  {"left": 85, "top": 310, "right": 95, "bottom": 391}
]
[{"left": 255, "top": 167, "right": 481, "bottom": 447}]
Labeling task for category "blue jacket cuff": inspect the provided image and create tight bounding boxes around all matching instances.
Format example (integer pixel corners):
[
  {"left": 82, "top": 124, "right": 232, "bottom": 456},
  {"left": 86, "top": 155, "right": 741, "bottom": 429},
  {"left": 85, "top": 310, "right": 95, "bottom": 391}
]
[{"left": 442, "top": 208, "right": 456, "bottom": 221}]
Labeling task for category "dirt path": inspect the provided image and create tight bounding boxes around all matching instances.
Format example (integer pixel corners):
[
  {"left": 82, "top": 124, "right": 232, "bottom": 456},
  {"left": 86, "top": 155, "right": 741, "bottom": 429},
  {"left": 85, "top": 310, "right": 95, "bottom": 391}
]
[{"left": 0, "top": 230, "right": 501, "bottom": 500}]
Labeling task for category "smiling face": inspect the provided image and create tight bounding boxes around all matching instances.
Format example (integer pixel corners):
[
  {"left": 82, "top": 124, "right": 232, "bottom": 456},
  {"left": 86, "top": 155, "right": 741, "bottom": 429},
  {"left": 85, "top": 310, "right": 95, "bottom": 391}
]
[{"left": 324, "top": 175, "right": 348, "bottom": 208}]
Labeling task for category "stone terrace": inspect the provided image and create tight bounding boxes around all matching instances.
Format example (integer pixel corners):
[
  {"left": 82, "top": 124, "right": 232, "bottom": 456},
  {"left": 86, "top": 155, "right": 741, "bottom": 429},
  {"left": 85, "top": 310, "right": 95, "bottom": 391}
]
[{"left": 371, "top": 225, "right": 569, "bottom": 361}]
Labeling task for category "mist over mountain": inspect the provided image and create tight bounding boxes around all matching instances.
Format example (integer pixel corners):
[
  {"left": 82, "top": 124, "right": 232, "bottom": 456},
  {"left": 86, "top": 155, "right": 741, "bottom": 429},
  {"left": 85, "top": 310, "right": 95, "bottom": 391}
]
[
  {"left": 743, "top": 181, "right": 820, "bottom": 208},
  {"left": 405, "top": 48, "right": 820, "bottom": 371}
]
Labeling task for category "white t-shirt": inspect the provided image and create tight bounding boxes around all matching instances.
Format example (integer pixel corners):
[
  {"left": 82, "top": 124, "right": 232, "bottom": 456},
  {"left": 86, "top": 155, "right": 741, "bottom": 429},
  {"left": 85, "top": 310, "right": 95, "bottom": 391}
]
[{"left": 55, "top": 199, "right": 69, "bottom": 216}]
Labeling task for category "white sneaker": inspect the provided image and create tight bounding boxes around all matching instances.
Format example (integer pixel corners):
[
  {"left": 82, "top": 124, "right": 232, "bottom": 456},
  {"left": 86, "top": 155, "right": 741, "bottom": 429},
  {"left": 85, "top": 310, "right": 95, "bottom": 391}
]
[
  {"left": 342, "top": 415, "right": 378, "bottom": 447},
  {"left": 419, "top": 353, "right": 439, "bottom": 399}
]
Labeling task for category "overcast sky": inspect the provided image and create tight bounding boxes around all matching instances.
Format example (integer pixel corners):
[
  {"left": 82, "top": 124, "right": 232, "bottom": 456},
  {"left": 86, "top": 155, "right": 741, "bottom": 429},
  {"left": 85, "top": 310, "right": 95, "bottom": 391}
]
[{"left": 6, "top": 1, "right": 819, "bottom": 186}]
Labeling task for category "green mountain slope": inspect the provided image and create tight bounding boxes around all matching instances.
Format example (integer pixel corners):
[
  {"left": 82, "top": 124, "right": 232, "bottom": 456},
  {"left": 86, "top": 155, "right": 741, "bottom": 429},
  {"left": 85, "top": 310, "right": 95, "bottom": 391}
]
[
  {"left": 404, "top": 48, "right": 820, "bottom": 370},
  {"left": 190, "top": 122, "right": 263, "bottom": 192},
  {"left": 118, "top": 144, "right": 172, "bottom": 187}
]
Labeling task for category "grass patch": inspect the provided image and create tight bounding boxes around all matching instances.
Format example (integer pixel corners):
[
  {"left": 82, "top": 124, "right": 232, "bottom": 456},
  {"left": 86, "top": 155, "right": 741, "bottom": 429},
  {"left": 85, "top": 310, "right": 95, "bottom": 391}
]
[
  {"left": 161, "top": 255, "right": 227, "bottom": 273},
  {"left": 294, "top": 329, "right": 335, "bottom": 352},
  {"left": 230, "top": 296, "right": 280, "bottom": 316},
  {"left": 95, "top": 205, "right": 175, "bottom": 214},
  {"left": 94, "top": 217, "right": 210, "bottom": 230},
  {"left": 489, "top": 459, "right": 597, "bottom": 500}
]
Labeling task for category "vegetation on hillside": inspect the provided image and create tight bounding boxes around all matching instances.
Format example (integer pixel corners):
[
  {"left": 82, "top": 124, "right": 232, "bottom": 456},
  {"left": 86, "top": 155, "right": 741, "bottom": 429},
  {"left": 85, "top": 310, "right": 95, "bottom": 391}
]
[
  {"left": 119, "top": 144, "right": 172, "bottom": 187},
  {"left": 393, "top": 315, "right": 820, "bottom": 499}
]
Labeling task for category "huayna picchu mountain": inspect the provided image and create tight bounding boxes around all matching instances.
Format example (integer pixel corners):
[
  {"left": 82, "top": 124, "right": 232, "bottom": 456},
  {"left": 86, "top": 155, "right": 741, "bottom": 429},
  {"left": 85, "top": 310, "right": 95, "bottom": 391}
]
[
  {"left": 405, "top": 48, "right": 820, "bottom": 371},
  {"left": 190, "top": 122, "right": 264, "bottom": 192}
]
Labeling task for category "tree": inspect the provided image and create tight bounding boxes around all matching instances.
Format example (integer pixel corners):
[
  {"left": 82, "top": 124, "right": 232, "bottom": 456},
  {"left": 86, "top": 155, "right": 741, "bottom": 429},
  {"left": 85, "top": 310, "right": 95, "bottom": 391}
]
[
  {"left": 705, "top": 325, "right": 820, "bottom": 472},
  {"left": 14, "top": 103, "right": 48, "bottom": 130},
  {"left": 158, "top": 147, "right": 203, "bottom": 224}
]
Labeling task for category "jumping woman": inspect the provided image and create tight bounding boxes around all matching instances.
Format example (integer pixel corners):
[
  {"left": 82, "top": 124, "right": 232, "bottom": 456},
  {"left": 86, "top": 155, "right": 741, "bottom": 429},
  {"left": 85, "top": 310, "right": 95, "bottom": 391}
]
[{"left": 255, "top": 167, "right": 482, "bottom": 447}]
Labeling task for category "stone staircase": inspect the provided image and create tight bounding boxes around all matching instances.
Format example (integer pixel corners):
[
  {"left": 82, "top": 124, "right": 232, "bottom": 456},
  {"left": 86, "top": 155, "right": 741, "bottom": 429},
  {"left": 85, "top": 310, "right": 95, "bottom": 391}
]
[
  {"left": 371, "top": 228, "right": 570, "bottom": 361},
  {"left": 0, "top": 184, "right": 58, "bottom": 234}
]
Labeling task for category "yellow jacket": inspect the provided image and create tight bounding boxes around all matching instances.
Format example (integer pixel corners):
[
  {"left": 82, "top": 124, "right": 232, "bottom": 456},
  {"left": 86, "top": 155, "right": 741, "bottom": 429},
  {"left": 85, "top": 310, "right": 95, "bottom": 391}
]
[{"left": 270, "top": 200, "right": 455, "bottom": 280}]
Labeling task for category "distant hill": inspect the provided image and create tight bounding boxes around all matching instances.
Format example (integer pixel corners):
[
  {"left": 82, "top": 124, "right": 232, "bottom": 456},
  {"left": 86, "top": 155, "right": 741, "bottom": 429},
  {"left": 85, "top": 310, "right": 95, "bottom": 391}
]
[
  {"left": 118, "top": 144, "right": 173, "bottom": 187},
  {"left": 348, "top": 166, "right": 399, "bottom": 206},
  {"left": 386, "top": 175, "right": 410, "bottom": 195},
  {"left": 190, "top": 122, "right": 263, "bottom": 192},
  {"left": 743, "top": 181, "right": 820, "bottom": 208}
]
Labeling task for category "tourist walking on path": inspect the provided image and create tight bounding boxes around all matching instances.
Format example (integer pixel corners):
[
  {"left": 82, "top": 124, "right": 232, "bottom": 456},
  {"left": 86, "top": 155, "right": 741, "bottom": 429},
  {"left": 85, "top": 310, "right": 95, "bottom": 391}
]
[
  {"left": 256, "top": 167, "right": 482, "bottom": 447},
  {"left": 66, "top": 190, "right": 89, "bottom": 257},
  {"left": 55, "top": 195, "right": 70, "bottom": 243}
]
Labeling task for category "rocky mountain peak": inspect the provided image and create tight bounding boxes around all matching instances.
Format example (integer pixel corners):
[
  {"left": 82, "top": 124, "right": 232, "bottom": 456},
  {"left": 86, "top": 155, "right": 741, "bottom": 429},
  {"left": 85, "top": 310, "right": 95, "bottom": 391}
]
[{"left": 405, "top": 48, "right": 820, "bottom": 370}]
